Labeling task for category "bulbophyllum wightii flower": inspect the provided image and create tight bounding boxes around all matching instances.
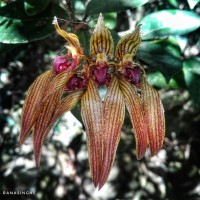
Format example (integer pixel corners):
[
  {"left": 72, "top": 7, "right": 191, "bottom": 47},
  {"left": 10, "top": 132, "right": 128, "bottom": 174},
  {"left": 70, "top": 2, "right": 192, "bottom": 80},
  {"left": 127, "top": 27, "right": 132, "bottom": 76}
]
[{"left": 20, "top": 14, "right": 165, "bottom": 189}]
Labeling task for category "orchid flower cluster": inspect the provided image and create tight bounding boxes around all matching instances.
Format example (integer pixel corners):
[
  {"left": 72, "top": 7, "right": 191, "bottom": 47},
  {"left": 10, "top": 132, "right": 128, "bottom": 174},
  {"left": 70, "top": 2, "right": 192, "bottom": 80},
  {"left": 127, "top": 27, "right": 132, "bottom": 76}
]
[{"left": 20, "top": 14, "right": 165, "bottom": 189}]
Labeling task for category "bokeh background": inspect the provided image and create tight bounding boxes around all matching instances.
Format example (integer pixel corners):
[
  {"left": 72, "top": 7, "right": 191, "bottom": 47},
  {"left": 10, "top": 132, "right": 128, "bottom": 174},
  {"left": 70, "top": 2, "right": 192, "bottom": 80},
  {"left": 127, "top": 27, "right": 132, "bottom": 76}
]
[{"left": 0, "top": 0, "right": 200, "bottom": 199}]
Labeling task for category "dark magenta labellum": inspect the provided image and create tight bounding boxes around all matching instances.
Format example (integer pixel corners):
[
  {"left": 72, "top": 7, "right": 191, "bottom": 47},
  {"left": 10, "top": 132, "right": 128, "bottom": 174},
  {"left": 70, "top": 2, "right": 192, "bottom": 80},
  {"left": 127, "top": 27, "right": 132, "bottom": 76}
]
[
  {"left": 92, "top": 67, "right": 111, "bottom": 87},
  {"left": 65, "top": 74, "right": 88, "bottom": 91},
  {"left": 124, "top": 68, "right": 142, "bottom": 85},
  {"left": 53, "top": 55, "right": 78, "bottom": 74}
]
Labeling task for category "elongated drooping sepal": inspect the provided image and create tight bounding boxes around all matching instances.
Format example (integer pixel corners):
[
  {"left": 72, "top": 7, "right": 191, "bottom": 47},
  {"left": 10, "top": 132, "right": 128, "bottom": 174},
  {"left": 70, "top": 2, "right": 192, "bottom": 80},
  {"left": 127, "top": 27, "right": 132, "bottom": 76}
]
[
  {"left": 119, "top": 78, "right": 147, "bottom": 159},
  {"left": 33, "top": 90, "right": 84, "bottom": 166},
  {"left": 20, "top": 69, "right": 75, "bottom": 144},
  {"left": 141, "top": 76, "right": 165, "bottom": 156},
  {"left": 33, "top": 89, "right": 62, "bottom": 166},
  {"left": 81, "top": 78, "right": 103, "bottom": 187},
  {"left": 99, "top": 76, "right": 125, "bottom": 189}
]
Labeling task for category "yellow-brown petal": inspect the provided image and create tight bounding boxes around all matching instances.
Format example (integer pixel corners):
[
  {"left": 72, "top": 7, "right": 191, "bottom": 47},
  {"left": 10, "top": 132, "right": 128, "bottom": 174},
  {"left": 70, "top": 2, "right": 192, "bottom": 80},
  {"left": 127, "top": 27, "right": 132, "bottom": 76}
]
[
  {"left": 33, "top": 90, "right": 84, "bottom": 167},
  {"left": 115, "top": 25, "right": 141, "bottom": 61},
  {"left": 99, "top": 76, "right": 125, "bottom": 189},
  {"left": 119, "top": 78, "right": 147, "bottom": 159},
  {"left": 33, "top": 89, "right": 62, "bottom": 167},
  {"left": 90, "top": 14, "right": 114, "bottom": 58},
  {"left": 20, "top": 69, "right": 74, "bottom": 144},
  {"left": 52, "top": 16, "right": 83, "bottom": 55},
  {"left": 141, "top": 77, "right": 165, "bottom": 156},
  {"left": 20, "top": 70, "right": 53, "bottom": 144},
  {"left": 81, "top": 79, "right": 103, "bottom": 187}
]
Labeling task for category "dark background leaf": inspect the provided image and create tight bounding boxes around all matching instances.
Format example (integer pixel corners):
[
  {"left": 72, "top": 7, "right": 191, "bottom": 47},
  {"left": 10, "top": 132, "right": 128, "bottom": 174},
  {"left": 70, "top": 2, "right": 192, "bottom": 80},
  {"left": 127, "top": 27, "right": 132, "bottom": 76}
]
[
  {"left": 183, "top": 57, "right": 200, "bottom": 108},
  {"left": 24, "top": 0, "right": 51, "bottom": 16},
  {"left": 0, "top": 0, "right": 67, "bottom": 44},
  {"left": 137, "top": 38, "right": 183, "bottom": 81},
  {"left": 86, "top": 0, "right": 149, "bottom": 15}
]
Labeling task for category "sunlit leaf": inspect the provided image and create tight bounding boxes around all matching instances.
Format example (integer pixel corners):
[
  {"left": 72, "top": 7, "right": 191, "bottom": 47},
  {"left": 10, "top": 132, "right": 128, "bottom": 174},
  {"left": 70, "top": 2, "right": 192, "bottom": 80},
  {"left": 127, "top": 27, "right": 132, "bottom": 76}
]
[
  {"left": 0, "top": 0, "right": 67, "bottom": 43},
  {"left": 86, "top": 0, "right": 149, "bottom": 15},
  {"left": 147, "top": 72, "right": 178, "bottom": 89},
  {"left": 167, "top": 0, "right": 179, "bottom": 7},
  {"left": 140, "top": 10, "right": 200, "bottom": 38},
  {"left": 187, "top": 0, "right": 200, "bottom": 9},
  {"left": 24, "top": 0, "right": 50, "bottom": 16}
]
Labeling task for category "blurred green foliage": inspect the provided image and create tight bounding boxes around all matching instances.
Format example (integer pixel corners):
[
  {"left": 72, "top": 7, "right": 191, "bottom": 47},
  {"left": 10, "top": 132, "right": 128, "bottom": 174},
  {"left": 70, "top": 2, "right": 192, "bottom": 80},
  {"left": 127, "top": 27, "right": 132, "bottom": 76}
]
[{"left": 0, "top": 0, "right": 200, "bottom": 199}]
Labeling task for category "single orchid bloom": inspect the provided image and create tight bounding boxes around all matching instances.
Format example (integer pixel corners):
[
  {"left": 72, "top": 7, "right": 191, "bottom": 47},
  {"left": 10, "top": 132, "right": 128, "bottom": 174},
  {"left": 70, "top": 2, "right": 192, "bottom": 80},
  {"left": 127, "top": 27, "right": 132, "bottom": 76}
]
[{"left": 20, "top": 14, "right": 165, "bottom": 189}]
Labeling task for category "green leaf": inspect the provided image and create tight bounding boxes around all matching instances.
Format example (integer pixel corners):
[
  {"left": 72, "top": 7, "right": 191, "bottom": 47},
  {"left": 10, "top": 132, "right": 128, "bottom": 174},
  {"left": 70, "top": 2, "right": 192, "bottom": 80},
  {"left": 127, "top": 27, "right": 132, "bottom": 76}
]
[
  {"left": 167, "top": 0, "right": 179, "bottom": 7},
  {"left": 0, "top": 0, "right": 67, "bottom": 44},
  {"left": 137, "top": 38, "right": 183, "bottom": 81},
  {"left": 24, "top": 0, "right": 50, "bottom": 16},
  {"left": 140, "top": 10, "right": 200, "bottom": 38},
  {"left": 183, "top": 57, "right": 200, "bottom": 109},
  {"left": 147, "top": 72, "right": 178, "bottom": 89},
  {"left": 76, "top": 30, "right": 91, "bottom": 56},
  {"left": 86, "top": 0, "right": 149, "bottom": 15}
]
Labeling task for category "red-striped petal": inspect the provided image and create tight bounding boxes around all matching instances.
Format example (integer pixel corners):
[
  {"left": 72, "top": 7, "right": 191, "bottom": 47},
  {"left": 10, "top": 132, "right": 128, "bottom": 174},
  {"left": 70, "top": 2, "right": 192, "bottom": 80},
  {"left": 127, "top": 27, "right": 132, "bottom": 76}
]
[
  {"left": 115, "top": 25, "right": 141, "bottom": 61},
  {"left": 20, "top": 69, "right": 74, "bottom": 144},
  {"left": 90, "top": 14, "right": 114, "bottom": 58},
  {"left": 141, "top": 77, "right": 165, "bottom": 156},
  {"left": 33, "top": 90, "right": 84, "bottom": 166},
  {"left": 119, "top": 78, "right": 147, "bottom": 159},
  {"left": 99, "top": 76, "right": 125, "bottom": 189},
  {"left": 20, "top": 70, "right": 53, "bottom": 144},
  {"left": 81, "top": 79, "right": 103, "bottom": 187},
  {"left": 53, "top": 16, "right": 83, "bottom": 55},
  {"left": 33, "top": 89, "right": 62, "bottom": 166}
]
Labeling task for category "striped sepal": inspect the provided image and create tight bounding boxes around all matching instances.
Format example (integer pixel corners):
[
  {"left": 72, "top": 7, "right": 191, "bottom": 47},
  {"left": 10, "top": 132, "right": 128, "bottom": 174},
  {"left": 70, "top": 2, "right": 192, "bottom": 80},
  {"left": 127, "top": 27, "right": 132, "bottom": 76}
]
[
  {"left": 99, "top": 76, "right": 125, "bottom": 189},
  {"left": 20, "top": 69, "right": 74, "bottom": 144},
  {"left": 33, "top": 89, "right": 62, "bottom": 166},
  {"left": 33, "top": 90, "right": 84, "bottom": 167},
  {"left": 115, "top": 25, "right": 141, "bottom": 61},
  {"left": 141, "top": 77, "right": 165, "bottom": 156},
  {"left": 81, "top": 79, "right": 103, "bottom": 187},
  {"left": 119, "top": 78, "right": 147, "bottom": 159},
  {"left": 90, "top": 14, "right": 114, "bottom": 58},
  {"left": 53, "top": 16, "right": 83, "bottom": 55},
  {"left": 20, "top": 70, "right": 53, "bottom": 144}
]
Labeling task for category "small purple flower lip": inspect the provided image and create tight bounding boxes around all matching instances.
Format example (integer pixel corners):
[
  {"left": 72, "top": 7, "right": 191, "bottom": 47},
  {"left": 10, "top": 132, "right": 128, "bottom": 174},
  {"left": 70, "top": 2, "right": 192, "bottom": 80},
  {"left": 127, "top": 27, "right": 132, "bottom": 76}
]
[
  {"left": 124, "top": 68, "right": 142, "bottom": 85},
  {"left": 65, "top": 74, "right": 88, "bottom": 91},
  {"left": 93, "top": 67, "right": 111, "bottom": 86}
]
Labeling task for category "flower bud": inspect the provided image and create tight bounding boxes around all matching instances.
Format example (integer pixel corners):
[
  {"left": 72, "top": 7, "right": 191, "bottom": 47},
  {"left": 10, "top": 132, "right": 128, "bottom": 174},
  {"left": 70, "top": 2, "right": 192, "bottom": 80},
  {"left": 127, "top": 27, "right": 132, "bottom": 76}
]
[{"left": 53, "top": 55, "right": 77, "bottom": 74}]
